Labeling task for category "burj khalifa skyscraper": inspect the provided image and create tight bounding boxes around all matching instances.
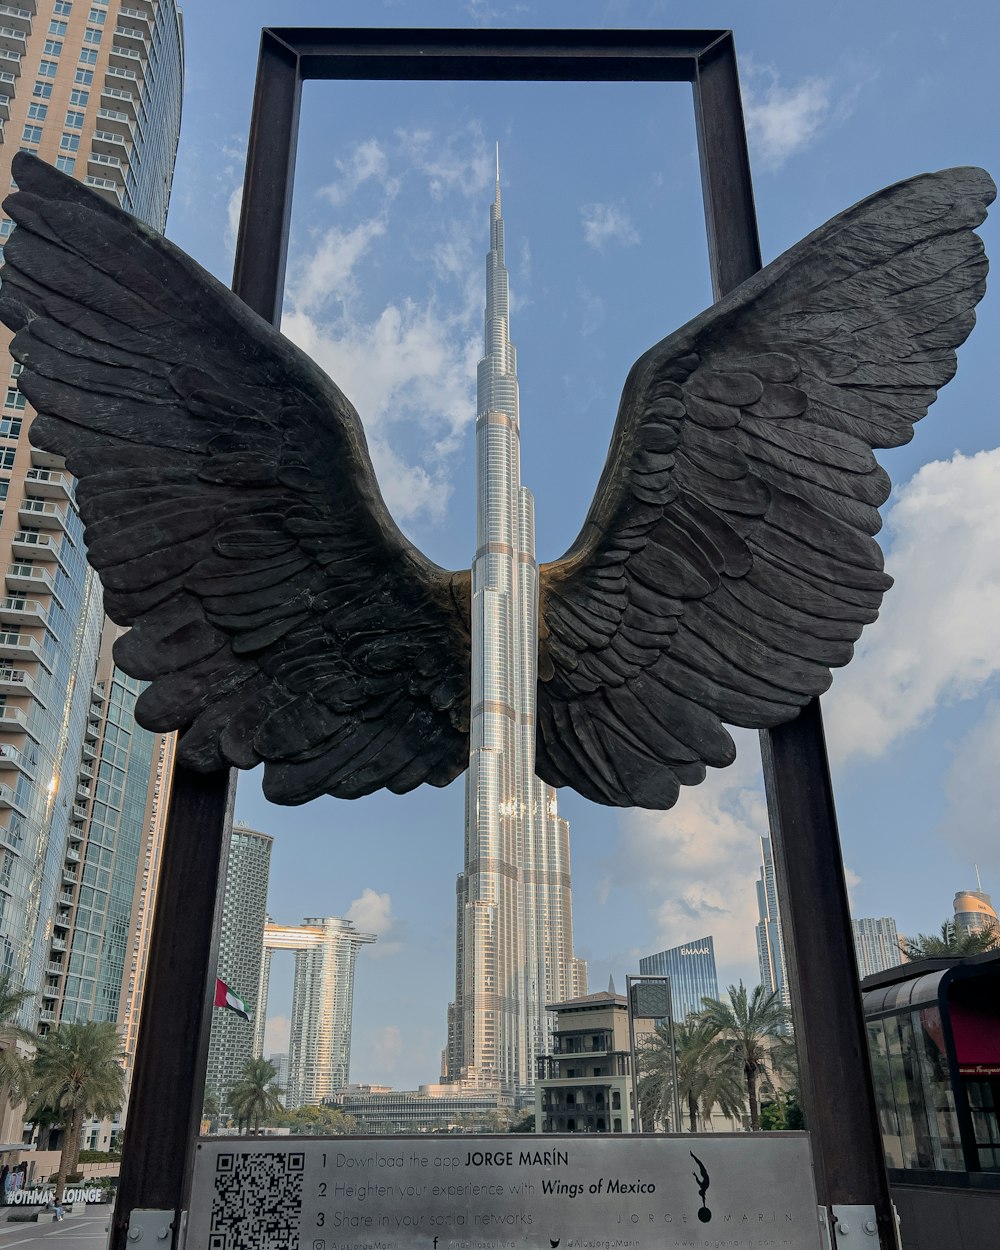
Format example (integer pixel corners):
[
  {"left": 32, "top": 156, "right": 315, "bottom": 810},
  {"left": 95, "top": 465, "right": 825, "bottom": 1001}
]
[{"left": 446, "top": 155, "right": 587, "bottom": 1098}]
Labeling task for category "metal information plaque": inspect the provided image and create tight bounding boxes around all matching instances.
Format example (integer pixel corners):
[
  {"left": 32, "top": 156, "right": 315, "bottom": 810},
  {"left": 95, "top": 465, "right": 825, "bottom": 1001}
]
[{"left": 189, "top": 1133, "right": 823, "bottom": 1250}]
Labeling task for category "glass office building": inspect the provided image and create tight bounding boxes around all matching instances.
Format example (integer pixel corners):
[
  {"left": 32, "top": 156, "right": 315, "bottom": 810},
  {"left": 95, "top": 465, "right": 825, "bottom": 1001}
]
[{"left": 639, "top": 935, "right": 720, "bottom": 1023}]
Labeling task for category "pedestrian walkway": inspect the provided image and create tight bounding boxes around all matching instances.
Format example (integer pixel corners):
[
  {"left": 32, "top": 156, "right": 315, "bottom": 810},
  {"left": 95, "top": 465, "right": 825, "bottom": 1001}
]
[{"left": 0, "top": 1205, "right": 110, "bottom": 1250}]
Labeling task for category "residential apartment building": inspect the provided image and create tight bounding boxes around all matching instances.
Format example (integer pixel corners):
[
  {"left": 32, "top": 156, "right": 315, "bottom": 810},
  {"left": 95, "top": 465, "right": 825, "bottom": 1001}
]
[
  {"left": 205, "top": 825, "right": 273, "bottom": 1108},
  {"left": 852, "top": 916, "right": 903, "bottom": 979},
  {"left": 256, "top": 916, "right": 376, "bottom": 1109},
  {"left": 0, "top": 0, "right": 183, "bottom": 1032}
]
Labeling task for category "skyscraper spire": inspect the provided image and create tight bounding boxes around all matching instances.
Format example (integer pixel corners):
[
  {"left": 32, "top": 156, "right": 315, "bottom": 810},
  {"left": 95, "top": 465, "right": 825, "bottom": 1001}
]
[{"left": 445, "top": 161, "right": 586, "bottom": 1099}]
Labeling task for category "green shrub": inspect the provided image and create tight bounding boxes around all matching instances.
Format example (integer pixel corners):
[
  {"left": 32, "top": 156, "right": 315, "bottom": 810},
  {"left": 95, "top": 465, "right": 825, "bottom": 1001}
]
[
  {"left": 78, "top": 1150, "right": 122, "bottom": 1163},
  {"left": 6, "top": 1212, "right": 38, "bottom": 1222}
]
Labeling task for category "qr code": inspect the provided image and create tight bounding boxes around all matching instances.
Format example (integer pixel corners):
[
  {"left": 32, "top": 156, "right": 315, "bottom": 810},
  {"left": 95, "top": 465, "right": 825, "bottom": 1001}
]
[{"left": 209, "top": 1151, "right": 304, "bottom": 1250}]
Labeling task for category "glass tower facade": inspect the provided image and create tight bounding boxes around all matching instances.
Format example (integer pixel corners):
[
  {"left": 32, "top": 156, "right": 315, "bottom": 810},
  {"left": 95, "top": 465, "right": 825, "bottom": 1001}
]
[
  {"left": 256, "top": 917, "right": 376, "bottom": 1109},
  {"left": 639, "top": 935, "right": 720, "bottom": 1023},
  {"left": 205, "top": 826, "right": 273, "bottom": 1107},
  {"left": 446, "top": 162, "right": 586, "bottom": 1098},
  {"left": 0, "top": 0, "right": 183, "bottom": 1032},
  {"left": 755, "top": 836, "right": 791, "bottom": 1024}
]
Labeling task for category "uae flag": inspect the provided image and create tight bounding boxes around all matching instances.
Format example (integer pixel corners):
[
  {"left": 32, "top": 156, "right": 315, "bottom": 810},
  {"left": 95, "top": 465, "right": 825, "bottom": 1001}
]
[{"left": 214, "top": 978, "right": 251, "bottom": 1022}]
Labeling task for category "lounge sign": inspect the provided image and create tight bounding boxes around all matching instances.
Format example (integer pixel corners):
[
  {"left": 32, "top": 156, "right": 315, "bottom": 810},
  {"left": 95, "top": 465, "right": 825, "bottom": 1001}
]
[{"left": 189, "top": 1134, "right": 823, "bottom": 1249}]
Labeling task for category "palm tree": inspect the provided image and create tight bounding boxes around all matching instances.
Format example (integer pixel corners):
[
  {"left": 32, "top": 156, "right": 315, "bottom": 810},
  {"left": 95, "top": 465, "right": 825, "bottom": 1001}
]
[
  {"left": 901, "top": 920, "right": 1000, "bottom": 960},
  {"left": 0, "top": 972, "right": 34, "bottom": 1105},
  {"left": 699, "top": 982, "right": 794, "bottom": 1131},
  {"left": 30, "top": 1021, "right": 125, "bottom": 1203},
  {"left": 637, "top": 1018, "right": 746, "bottom": 1132},
  {"left": 228, "top": 1058, "right": 283, "bottom": 1135}
]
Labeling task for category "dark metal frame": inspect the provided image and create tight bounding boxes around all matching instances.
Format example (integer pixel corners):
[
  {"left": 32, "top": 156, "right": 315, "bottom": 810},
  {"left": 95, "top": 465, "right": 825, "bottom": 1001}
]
[{"left": 110, "top": 27, "right": 895, "bottom": 1250}]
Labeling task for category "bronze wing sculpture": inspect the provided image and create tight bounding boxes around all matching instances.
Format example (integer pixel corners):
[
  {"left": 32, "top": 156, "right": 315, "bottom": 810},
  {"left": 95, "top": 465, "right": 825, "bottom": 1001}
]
[{"left": 0, "top": 154, "right": 991, "bottom": 808}]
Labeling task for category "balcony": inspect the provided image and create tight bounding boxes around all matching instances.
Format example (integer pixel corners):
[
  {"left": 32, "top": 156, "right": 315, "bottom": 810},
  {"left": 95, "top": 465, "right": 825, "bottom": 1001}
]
[
  {"left": 0, "top": 704, "right": 26, "bottom": 733},
  {"left": 49, "top": 937, "right": 65, "bottom": 953},
  {"left": 30, "top": 445, "right": 64, "bottom": 472},
  {"left": 65, "top": 847, "right": 80, "bottom": 863},
  {"left": 18, "top": 499, "right": 69, "bottom": 533},
  {"left": 84, "top": 718, "right": 100, "bottom": 742},
  {"left": 0, "top": 598, "right": 49, "bottom": 630},
  {"left": 0, "top": 632, "right": 48, "bottom": 670},
  {"left": 59, "top": 891, "right": 73, "bottom": 906},
  {"left": 38, "top": 1009, "right": 54, "bottom": 1023},
  {"left": 0, "top": 783, "right": 25, "bottom": 815},
  {"left": 0, "top": 92, "right": 8, "bottom": 119},
  {"left": 0, "top": 819, "right": 21, "bottom": 850},
  {"left": 12, "top": 531, "right": 66, "bottom": 572},
  {"left": 46, "top": 961, "right": 63, "bottom": 976},
  {"left": 71, "top": 804, "right": 87, "bottom": 821},
  {"left": 78, "top": 766, "right": 93, "bottom": 785},
  {"left": 0, "top": 5, "right": 31, "bottom": 30},
  {"left": 100, "top": 85, "right": 136, "bottom": 119},
  {"left": 82, "top": 742, "right": 96, "bottom": 760},
  {"left": 83, "top": 175, "right": 123, "bottom": 205},
  {"left": 0, "top": 24, "right": 25, "bottom": 55},
  {"left": 92, "top": 683, "right": 105, "bottom": 703},
  {"left": 109, "top": 44, "right": 146, "bottom": 77},
  {"left": 95, "top": 108, "right": 133, "bottom": 140},
  {"left": 106, "top": 63, "right": 139, "bottom": 85},
  {"left": 60, "top": 872, "right": 75, "bottom": 888},
  {"left": 53, "top": 911, "right": 70, "bottom": 930},
  {"left": 0, "top": 667, "right": 35, "bottom": 698},
  {"left": 68, "top": 822, "right": 83, "bottom": 841},
  {"left": 0, "top": 47, "right": 20, "bottom": 74},
  {"left": 24, "top": 468, "right": 75, "bottom": 505},
  {"left": 113, "top": 24, "right": 148, "bottom": 52},
  {"left": 6, "top": 562, "right": 56, "bottom": 598},
  {"left": 76, "top": 783, "right": 91, "bottom": 802},
  {"left": 41, "top": 982, "right": 57, "bottom": 1000},
  {"left": 0, "top": 743, "right": 31, "bottom": 774}
]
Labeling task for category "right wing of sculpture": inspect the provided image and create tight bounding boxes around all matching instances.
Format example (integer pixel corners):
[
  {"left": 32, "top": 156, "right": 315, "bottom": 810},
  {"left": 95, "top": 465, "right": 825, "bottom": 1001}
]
[
  {"left": 537, "top": 166, "right": 994, "bottom": 809},
  {"left": 0, "top": 153, "right": 471, "bottom": 805}
]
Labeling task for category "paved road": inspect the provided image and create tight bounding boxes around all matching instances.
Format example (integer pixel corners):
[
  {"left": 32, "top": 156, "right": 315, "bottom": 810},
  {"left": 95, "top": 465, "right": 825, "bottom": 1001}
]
[{"left": 0, "top": 1206, "right": 110, "bottom": 1250}]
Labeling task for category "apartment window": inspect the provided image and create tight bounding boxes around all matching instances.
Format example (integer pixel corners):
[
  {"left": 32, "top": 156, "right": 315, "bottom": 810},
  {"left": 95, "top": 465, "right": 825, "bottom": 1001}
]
[
  {"left": 10, "top": 364, "right": 21, "bottom": 378},
  {"left": 74, "top": 69, "right": 93, "bottom": 85},
  {"left": 55, "top": 1, "right": 73, "bottom": 12},
  {"left": 32, "top": 82, "right": 53, "bottom": 99},
  {"left": 0, "top": 391, "right": 19, "bottom": 414},
  {"left": 59, "top": 133, "right": 79, "bottom": 152},
  {"left": 79, "top": 48, "right": 98, "bottom": 65},
  {"left": 27, "top": 104, "right": 47, "bottom": 121},
  {"left": 0, "top": 221, "right": 11, "bottom": 239},
  {"left": 64, "top": 110, "right": 84, "bottom": 129},
  {"left": 0, "top": 419, "right": 21, "bottom": 438},
  {"left": 69, "top": 88, "right": 89, "bottom": 106},
  {"left": 49, "top": 20, "right": 69, "bottom": 36},
  {"left": 0, "top": 452, "right": 13, "bottom": 471},
  {"left": 38, "top": 61, "right": 58, "bottom": 78},
  {"left": 88, "top": 6, "right": 107, "bottom": 20},
  {"left": 21, "top": 126, "right": 42, "bottom": 145},
  {"left": 43, "top": 41, "right": 63, "bottom": 57},
  {"left": 55, "top": 156, "right": 75, "bottom": 174},
  {"left": 84, "top": 29, "right": 102, "bottom": 45}
]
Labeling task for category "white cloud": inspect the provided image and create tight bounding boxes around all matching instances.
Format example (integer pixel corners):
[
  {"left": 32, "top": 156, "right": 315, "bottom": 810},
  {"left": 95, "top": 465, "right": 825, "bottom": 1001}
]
[
  {"left": 288, "top": 218, "right": 387, "bottom": 318},
  {"left": 347, "top": 887, "right": 403, "bottom": 959},
  {"left": 826, "top": 448, "right": 1000, "bottom": 762},
  {"left": 580, "top": 203, "right": 639, "bottom": 250},
  {"left": 397, "top": 127, "right": 493, "bottom": 201},
  {"left": 225, "top": 181, "right": 243, "bottom": 255},
  {"left": 320, "top": 139, "right": 398, "bottom": 207},
  {"left": 741, "top": 65, "right": 833, "bottom": 171},
  {"left": 613, "top": 731, "right": 767, "bottom": 985},
  {"left": 263, "top": 1014, "right": 290, "bottom": 1054},
  {"left": 940, "top": 700, "right": 1000, "bottom": 867}
]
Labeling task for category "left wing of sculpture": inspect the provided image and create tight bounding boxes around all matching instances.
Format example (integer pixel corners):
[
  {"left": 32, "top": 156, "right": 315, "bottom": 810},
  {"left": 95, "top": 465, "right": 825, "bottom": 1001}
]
[
  {"left": 537, "top": 166, "right": 994, "bottom": 809},
  {"left": 0, "top": 154, "right": 473, "bottom": 805}
]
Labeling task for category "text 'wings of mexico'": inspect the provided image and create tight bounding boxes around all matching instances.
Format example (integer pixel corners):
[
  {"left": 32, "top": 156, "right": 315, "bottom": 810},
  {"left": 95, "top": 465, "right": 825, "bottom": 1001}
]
[{"left": 0, "top": 152, "right": 992, "bottom": 810}]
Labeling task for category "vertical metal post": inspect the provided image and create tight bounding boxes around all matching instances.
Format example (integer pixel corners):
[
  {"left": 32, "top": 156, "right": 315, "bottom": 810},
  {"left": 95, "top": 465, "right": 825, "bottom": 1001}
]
[
  {"left": 666, "top": 991, "right": 682, "bottom": 1134},
  {"left": 692, "top": 37, "right": 897, "bottom": 1250},
  {"left": 111, "top": 35, "right": 302, "bottom": 1250},
  {"left": 626, "top": 976, "right": 641, "bottom": 1133},
  {"left": 109, "top": 768, "right": 235, "bottom": 1250}
]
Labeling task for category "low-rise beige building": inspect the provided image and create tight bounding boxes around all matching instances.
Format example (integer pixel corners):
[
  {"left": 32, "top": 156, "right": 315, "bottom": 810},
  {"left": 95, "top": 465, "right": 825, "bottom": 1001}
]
[{"left": 534, "top": 990, "right": 655, "bottom": 1134}]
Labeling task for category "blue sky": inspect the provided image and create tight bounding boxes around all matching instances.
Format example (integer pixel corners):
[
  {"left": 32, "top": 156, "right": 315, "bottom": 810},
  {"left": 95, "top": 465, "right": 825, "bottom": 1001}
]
[{"left": 167, "top": 1, "right": 1000, "bottom": 1091}]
